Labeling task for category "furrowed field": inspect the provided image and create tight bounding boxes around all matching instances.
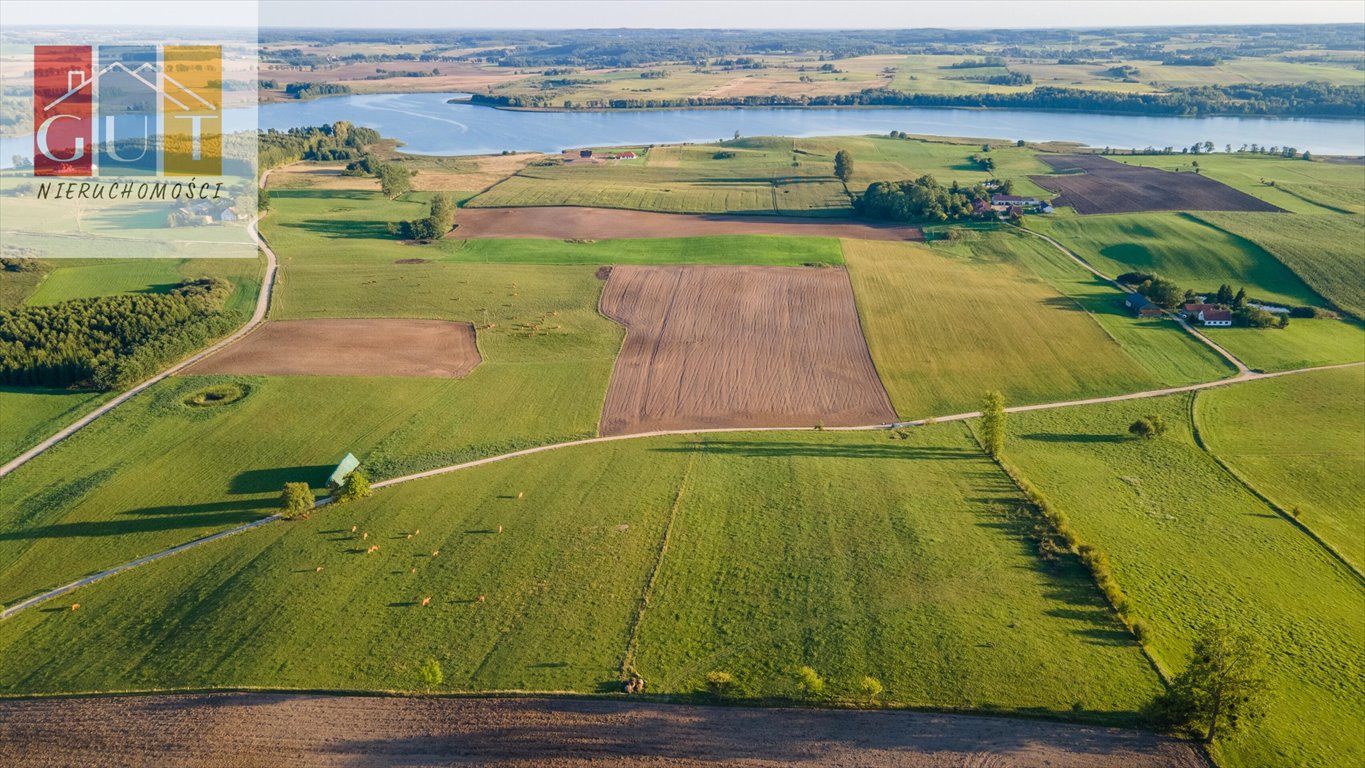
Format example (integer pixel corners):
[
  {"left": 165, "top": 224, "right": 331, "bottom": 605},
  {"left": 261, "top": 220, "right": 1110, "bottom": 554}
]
[
  {"left": 0, "top": 428, "right": 1161, "bottom": 722},
  {"left": 843, "top": 231, "right": 1201, "bottom": 417},
  {"left": 1196, "top": 366, "right": 1365, "bottom": 569},
  {"left": 1110, "top": 154, "right": 1365, "bottom": 215},
  {"left": 1004, "top": 396, "right": 1364, "bottom": 768}
]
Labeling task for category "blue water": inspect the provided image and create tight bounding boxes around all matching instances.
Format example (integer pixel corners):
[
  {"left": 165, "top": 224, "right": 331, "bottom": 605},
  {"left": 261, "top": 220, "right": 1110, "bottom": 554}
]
[{"left": 6, "top": 91, "right": 1363, "bottom": 166}]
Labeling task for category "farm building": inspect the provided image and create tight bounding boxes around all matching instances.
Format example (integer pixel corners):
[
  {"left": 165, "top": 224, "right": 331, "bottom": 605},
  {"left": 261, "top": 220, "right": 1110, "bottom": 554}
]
[
  {"left": 990, "top": 194, "right": 1043, "bottom": 210},
  {"left": 1197, "top": 309, "right": 1233, "bottom": 327},
  {"left": 327, "top": 453, "right": 360, "bottom": 490},
  {"left": 1125, "top": 293, "right": 1163, "bottom": 317},
  {"left": 579, "top": 149, "right": 593, "bottom": 158},
  {"left": 615, "top": 151, "right": 638, "bottom": 160}
]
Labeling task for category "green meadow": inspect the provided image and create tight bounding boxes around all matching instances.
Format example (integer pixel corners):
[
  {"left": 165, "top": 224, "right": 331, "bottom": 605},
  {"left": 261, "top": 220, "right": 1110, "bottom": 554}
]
[
  {"left": 1196, "top": 366, "right": 1365, "bottom": 570},
  {"left": 1028, "top": 212, "right": 1325, "bottom": 308},
  {"left": 1005, "top": 395, "right": 1365, "bottom": 768},
  {"left": 0, "top": 428, "right": 1161, "bottom": 722}
]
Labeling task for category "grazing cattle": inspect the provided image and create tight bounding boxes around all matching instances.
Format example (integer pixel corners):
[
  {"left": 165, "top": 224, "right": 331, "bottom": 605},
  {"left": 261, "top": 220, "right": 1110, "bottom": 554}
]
[
  {"left": 516, "top": 491, "right": 524, "bottom": 500},
  {"left": 315, "top": 566, "right": 323, "bottom": 573},
  {"left": 476, "top": 595, "right": 486, "bottom": 603},
  {"left": 366, "top": 545, "right": 380, "bottom": 554},
  {"left": 497, "top": 525, "right": 504, "bottom": 534},
  {"left": 421, "top": 596, "right": 431, "bottom": 607},
  {"left": 362, "top": 532, "right": 369, "bottom": 540},
  {"left": 351, "top": 525, "right": 357, "bottom": 533},
  {"left": 432, "top": 550, "right": 440, "bottom": 557},
  {"left": 70, "top": 603, "right": 80, "bottom": 611}
]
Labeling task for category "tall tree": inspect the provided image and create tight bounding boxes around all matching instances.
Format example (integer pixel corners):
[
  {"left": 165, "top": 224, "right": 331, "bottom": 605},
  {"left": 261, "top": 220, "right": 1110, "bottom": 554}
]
[
  {"left": 1149, "top": 621, "right": 1269, "bottom": 743},
  {"left": 980, "top": 390, "right": 1006, "bottom": 459},
  {"left": 377, "top": 163, "right": 413, "bottom": 200},
  {"left": 834, "top": 149, "right": 854, "bottom": 183}
]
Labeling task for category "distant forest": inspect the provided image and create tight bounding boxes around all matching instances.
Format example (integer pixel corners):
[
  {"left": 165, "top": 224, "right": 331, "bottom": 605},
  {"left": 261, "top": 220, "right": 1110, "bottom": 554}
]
[
  {"left": 259, "top": 25, "right": 1365, "bottom": 69},
  {"left": 473, "top": 82, "right": 1365, "bottom": 118}
]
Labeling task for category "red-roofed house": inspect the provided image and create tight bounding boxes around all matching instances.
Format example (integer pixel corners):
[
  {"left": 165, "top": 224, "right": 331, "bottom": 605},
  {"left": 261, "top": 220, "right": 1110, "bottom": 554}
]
[
  {"left": 1198, "top": 309, "right": 1233, "bottom": 326},
  {"left": 615, "top": 151, "right": 638, "bottom": 160}
]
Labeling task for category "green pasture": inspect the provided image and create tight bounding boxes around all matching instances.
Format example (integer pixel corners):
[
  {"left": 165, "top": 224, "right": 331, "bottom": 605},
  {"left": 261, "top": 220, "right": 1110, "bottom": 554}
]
[
  {"left": 1202, "top": 319, "right": 1365, "bottom": 372},
  {"left": 1005, "top": 395, "right": 1365, "bottom": 768},
  {"left": 1196, "top": 366, "right": 1365, "bottom": 570},
  {"left": 844, "top": 232, "right": 1174, "bottom": 418},
  {"left": 0, "top": 388, "right": 109, "bottom": 466},
  {"left": 0, "top": 428, "right": 1160, "bottom": 723}
]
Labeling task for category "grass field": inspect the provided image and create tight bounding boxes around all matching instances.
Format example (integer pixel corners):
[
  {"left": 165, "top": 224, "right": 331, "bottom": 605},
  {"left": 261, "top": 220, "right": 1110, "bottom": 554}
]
[
  {"left": 1110, "top": 155, "right": 1365, "bottom": 215},
  {"left": 24, "top": 258, "right": 265, "bottom": 316},
  {"left": 844, "top": 232, "right": 1182, "bottom": 417},
  {"left": 467, "top": 135, "right": 1053, "bottom": 215},
  {"left": 1195, "top": 366, "right": 1365, "bottom": 570},
  {"left": 0, "top": 428, "right": 1162, "bottom": 722},
  {"left": 0, "top": 263, "right": 49, "bottom": 307},
  {"left": 1194, "top": 212, "right": 1365, "bottom": 319},
  {"left": 1004, "top": 395, "right": 1365, "bottom": 768},
  {"left": 0, "top": 388, "right": 109, "bottom": 465},
  {"left": 1028, "top": 212, "right": 1326, "bottom": 308},
  {"left": 1202, "top": 319, "right": 1365, "bottom": 372},
  {"left": 449, "top": 235, "right": 844, "bottom": 266}
]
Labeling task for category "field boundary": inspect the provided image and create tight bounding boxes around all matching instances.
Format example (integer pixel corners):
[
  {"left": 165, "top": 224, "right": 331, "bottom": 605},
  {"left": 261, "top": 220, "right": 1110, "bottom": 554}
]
[
  {"left": 1188, "top": 391, "right": 1364, "bottom": 584},
  {"left": 619, "top": 439, "right": 703, "bottom": 678},
  {"left": 5, "top": 361, "right": 1360, "bottom": 620}
]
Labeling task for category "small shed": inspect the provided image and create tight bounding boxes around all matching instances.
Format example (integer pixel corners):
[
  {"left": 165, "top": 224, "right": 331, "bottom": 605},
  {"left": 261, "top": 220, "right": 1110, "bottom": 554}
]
[
  {"left": 327, "top": 453, "right": 360, "bottom": 490},
  {"left": 579, "top": 149, "right": 593, "bottom": 158}
]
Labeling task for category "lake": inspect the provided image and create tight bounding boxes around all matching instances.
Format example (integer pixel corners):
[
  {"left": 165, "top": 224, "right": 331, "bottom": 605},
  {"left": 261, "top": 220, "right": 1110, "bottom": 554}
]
[{"left": 5, "top": 92, "right": 1363, "bottom": 167}]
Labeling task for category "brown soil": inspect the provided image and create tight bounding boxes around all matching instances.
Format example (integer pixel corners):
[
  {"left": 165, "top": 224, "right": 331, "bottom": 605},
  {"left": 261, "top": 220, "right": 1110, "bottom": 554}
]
[
  {"left": 598, "top": 265, "right": 896, "bottom": 435},
  {"left": 0, "top": 693, "right": 1207, "bottom": 768},
  {"left": 185, "top": 319, "right": 480, "bottom": 379},
  {"left": 1031, "top": 154, "right": 1284, "bottom": 214},
  {"left": 452, "top": 206, "right": 924, "bottom": 241}
]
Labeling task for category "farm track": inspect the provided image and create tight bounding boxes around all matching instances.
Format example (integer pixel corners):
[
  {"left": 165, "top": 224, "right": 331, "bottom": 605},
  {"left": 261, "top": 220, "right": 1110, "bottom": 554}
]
[{"left": 0, "top": 170, "right": 282, "bottom": 479}]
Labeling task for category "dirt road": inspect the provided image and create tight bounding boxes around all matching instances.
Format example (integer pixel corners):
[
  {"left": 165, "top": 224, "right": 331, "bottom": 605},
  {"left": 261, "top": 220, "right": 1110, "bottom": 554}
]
[{"left": 0, "top": 693, "right": 1207, "bottom": 768}]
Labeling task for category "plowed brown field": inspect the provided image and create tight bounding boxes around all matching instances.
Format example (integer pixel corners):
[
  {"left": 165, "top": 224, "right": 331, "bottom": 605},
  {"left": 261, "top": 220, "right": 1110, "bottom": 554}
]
[
  {"left": 0, "top": 693, "right": 1208, "bottom": 768},
  {"left": 453, "top": 206, "right": 924, "bottom": 241},
  {"left": 1031, "top": 154, "right": 1284, "bottom": 214},
  {"left": 185, "top": 319, "right": 481, "bottom": 378},
  {"left": 598, "top": 265, "right": 896, "bottom": 435}
]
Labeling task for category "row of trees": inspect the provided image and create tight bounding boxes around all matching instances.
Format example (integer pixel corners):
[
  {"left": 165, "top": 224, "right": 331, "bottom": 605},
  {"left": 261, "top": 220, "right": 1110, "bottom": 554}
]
[
  {"left": 475, "top": 82, "right": 1364, "bottom": 118},
  {"left": 389, "top": 193, "right": 456, "bottom": 241},
  {"left": 0, "top": 278, "right": 234, "bottom": 390},
  {"left": 258, "top": 121, "right": 383, "bottom": 172}
]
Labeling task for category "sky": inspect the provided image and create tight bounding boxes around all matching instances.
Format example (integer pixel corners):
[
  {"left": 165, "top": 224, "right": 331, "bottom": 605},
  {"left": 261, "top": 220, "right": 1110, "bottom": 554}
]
[{"left": 2, "top": 0, "right": 1362, "bottom": 30}]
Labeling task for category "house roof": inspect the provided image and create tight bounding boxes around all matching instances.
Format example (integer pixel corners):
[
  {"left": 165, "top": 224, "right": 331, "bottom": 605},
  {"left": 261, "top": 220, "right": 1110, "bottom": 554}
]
[
  {"left": 1184, "top": 303, "right": 1215, "bottom": 313},
  {"left": 1203, "top": 309, "right": 1233, "bottom": 321},
  {"left": 327, "top": 453, "right": 360, "bottom": 487},
  {"left": 1127, "top": 293, "right": 1154, "bottom": 308}
]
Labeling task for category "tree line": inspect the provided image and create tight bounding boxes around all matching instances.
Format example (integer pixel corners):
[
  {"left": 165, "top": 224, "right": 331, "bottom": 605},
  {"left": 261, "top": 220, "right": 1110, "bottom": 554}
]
[
  {"left": 855, "top": 175, "right": 990, "bottom": 223},
  {"left": 472, "top": 82, "right": 1364, "bottom": 118},
  {"left": 258, "top": 122, "right": 383, "bottom": 172},
  {"left": 0, "top": 278, "right": 236, "bottom": 390}
]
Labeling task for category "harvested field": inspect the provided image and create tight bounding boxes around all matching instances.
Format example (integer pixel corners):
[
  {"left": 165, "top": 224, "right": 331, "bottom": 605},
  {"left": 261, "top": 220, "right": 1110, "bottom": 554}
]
[
  {"left": 1032, "top": 154, "right": 1284, "bottom": 214},
  {"left": 0, "top": 693, "right": 1207, "bottom": 768},
  {"left": 185, "top": 319, "right": 480, "bottom": 378},
  {"left": 454, "top": 206, "right": 923, "bottom": 241},
  {"left": 598, "top": 265, "right": 895, "bottom": 435}
]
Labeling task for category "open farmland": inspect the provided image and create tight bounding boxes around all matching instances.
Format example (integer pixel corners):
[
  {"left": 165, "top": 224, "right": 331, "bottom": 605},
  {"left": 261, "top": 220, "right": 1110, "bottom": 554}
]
[
  {"left": 1004, "top": 396, "right": 1365, "bottom": 768},
  {"left": 186, "top": 319, "right": 482, "bottom": 378},
  {"left": 842, "top": 234, "right": 1165, "bottom": 417},
  {"left": 1027, "top": 212, "right": 1324, "bottom": 308},
  {"left": 1108, "top": 154, "right": 1365, "bottom": 215},
  {"left": 0, "top": 388, "right": 109, "bottom": 466},
  {"left": 453, "top": 206, "right": 923, "bottom": 241},
  {"left": 598, "top": 265, "right": 894, "bottom": 434},
  {"left": 0, "top": 429, "right": 1161, "bottom": 722},
  {"left": 0, "top": 693, "right": 1206, "bottom": 768},
  {"left": 1194, "top": 212, "right": 1365, "bottom": 319},
  {"left": 1032, "top": 155, "right": 1284, "bottom": 214},
  {"left": 1195, "top": 366, "right": 1365, "bottom": 570},
  {"left": 1201, "top": 319, "right": 1365, "bottom": 372}
]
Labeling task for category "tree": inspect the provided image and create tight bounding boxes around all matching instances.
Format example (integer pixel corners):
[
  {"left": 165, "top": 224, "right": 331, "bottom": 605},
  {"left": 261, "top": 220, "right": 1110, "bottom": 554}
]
[
  {"left": 1148, "top": 622, "right": 1269, "bottom": 743},
  {"left": 1233, "top": 287, "right": 1247, "bottom": 309},
  {"left": 833, "top": 149, "right": 854, "bottom": 184},
  {"left": 1016, "top": 139, "right": 1026, "bottom": 147},
  {"left": 257, "top": 187, "right": 271, "bottom": 212},
  {"left": 428, "top": 192, "right": 456, "bottom": 235},
  {"left": 795, "top": 666, "right": 825, "bottom": 699},
  {"left": 859, "top": 676, "right": 885, "bottom": 703},
  {"left": 338, "top": 469, "right": 371, "bottom": 503},
  {"left": 419, "top": 658, "right": 444, "bottom": 690},
  {"left": 377, "top": 163, "right": 413, "bottom": 199},
  {"left": 733, "top": 129, "right": 740, "bottom": 140},
  {"left": 980, "top": 390, "right": 1006, "bottom": 459},
  {"left": 1216, "top": 284, "right": 1235, "bottom": 305},
  {"left": 1128, "top": 415, "right": 1168, "bottom": 440},
  {"left": 1302, "top": 151, "right": 1312, "bottom": 161},
  {"left": 705, "top": 670, "right": 736, "bottom": 700},
  {"left": 279, "top": 482, "right": 314, "bottom": 518}
]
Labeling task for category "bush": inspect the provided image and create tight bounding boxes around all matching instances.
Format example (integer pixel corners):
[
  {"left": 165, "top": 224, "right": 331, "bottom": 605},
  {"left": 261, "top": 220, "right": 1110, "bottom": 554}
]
[
  {"left": 859, "top": 676, "right": 885, "bottom": 702},
  {"left": 712, "top": 151, "right": 737, "bottom": 159},
  {"left": 337, "top": 470, "right": 371, "bottom": 503},
  {"left": 795, "top": 666, "right": 825, "bottom": 699},
  {"left": 705, "top": 670, "right": 736, "bottom": 700},
  {"left": 1129, "top": 415, "right": 1168, "bottom": 439},
  {"left": 1132, "top": 619, "right": 1153, "bottom": 645},
  {"left": 279, "top": 482, "right": 315, "bottom": 519},
  {"left": 419, "top": 658, "right": 444, "bottom": 690}
]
